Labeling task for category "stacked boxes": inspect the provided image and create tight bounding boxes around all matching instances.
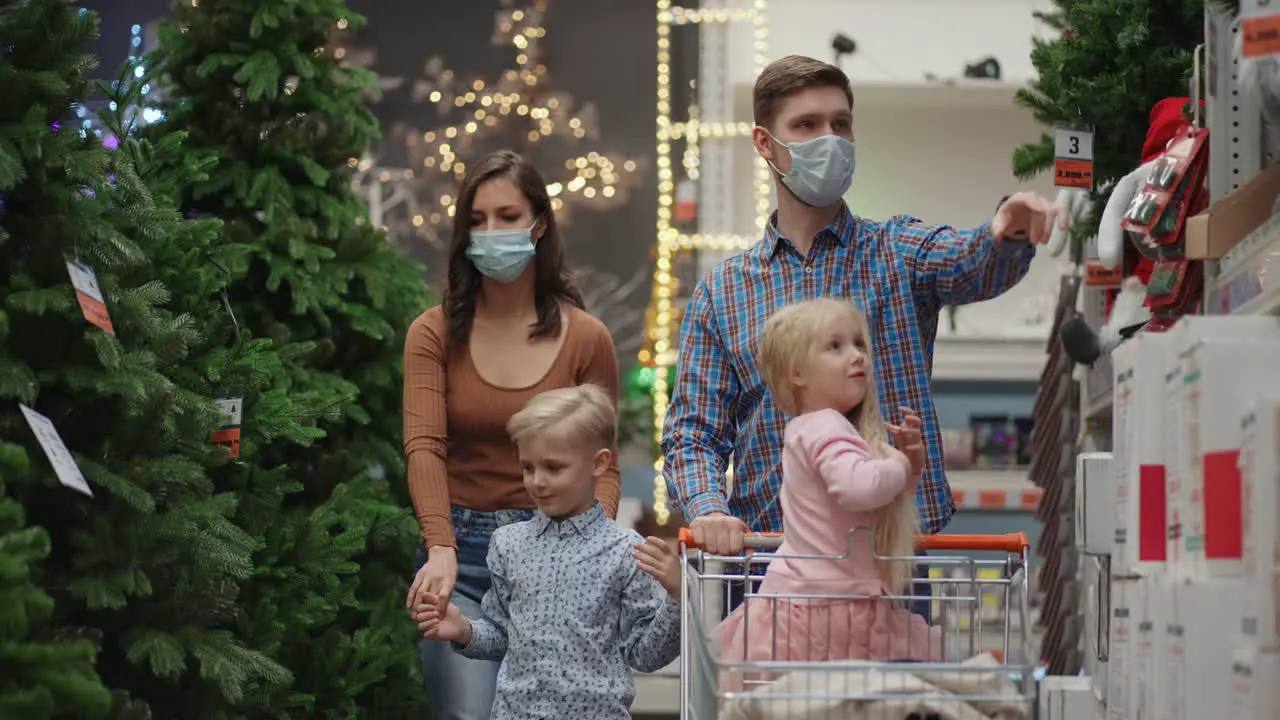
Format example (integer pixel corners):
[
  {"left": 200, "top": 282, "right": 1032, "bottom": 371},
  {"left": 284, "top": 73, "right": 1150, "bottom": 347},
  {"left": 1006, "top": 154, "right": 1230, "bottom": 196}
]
[{"left": 1103, "top": 316, "right": 1280, "bottom": 719}]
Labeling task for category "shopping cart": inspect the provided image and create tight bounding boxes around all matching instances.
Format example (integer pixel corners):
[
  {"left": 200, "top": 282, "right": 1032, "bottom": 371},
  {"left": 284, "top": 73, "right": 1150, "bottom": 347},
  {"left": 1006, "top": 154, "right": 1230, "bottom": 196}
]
[{"left": 676, "top": 529, "right": 1037, "bottom": 719}]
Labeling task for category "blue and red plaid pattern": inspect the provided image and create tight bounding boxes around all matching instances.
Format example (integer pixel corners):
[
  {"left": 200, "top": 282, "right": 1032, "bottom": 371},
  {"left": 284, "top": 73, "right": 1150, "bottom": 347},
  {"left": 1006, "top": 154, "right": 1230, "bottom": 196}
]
[{"left": 661, "top": 204, "right": 1034, "bottom": 534}]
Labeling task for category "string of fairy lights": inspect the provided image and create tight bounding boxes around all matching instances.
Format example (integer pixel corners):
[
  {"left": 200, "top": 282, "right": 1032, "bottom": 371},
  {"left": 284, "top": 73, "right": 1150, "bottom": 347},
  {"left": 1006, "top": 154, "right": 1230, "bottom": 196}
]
[
  {"left": 347, "top": 0, "right": 642, "bottom": 246},
  {"left": 647, "top": 0, "right": 771, "bottom": 525},
  {"left": 73, "top": 21, "right": 162, "bottom": 143}
]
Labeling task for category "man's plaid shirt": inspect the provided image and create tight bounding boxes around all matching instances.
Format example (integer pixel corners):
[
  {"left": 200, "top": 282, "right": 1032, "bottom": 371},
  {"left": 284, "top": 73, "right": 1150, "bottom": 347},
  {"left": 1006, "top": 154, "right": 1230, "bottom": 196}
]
[{"left": 661, "top": 204, "right": 1034, "bottom": 535}]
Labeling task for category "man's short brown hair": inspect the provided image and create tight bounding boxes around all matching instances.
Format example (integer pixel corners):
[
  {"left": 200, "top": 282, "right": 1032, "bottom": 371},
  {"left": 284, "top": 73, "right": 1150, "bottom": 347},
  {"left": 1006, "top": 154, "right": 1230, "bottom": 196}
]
[{"left": 752, "top": 55, "right": 854, "bottom": 129}]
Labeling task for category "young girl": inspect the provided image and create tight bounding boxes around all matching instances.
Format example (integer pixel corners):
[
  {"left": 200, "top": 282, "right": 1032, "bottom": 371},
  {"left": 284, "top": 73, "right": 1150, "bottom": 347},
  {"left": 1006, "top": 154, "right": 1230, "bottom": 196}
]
[{"left": 714, "top": 298, "right": 942, "bottom": 676}]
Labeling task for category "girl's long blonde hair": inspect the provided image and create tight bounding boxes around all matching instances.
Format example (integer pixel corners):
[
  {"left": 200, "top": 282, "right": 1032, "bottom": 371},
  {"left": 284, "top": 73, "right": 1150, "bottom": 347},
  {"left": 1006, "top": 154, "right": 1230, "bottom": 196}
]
[{"left": 759, "top": 298, "right": 918, "bottom": 595}]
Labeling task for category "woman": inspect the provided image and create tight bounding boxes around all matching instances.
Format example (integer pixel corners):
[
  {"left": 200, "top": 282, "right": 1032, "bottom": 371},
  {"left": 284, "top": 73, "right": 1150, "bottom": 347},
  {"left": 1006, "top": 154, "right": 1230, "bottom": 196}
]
[{"left": 403, "top": 150, "right": 622, "bottom": 720}]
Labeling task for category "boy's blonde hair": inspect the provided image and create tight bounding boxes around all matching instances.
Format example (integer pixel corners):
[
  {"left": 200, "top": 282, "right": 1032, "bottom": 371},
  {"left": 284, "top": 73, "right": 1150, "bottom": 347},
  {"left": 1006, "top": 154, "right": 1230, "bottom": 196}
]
[
  {"left": 758, "top": 298, "right": 918, "bottom": 595},
  {"left": 506, "top": 383, "right": 616, "bottom": 450}
]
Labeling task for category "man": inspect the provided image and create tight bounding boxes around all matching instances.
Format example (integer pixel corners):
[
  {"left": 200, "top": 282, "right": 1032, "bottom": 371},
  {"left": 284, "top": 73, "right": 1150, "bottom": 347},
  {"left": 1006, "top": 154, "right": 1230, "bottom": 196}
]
[{"left": 662, "top": 56, "right": 1063, "bottom": 611}]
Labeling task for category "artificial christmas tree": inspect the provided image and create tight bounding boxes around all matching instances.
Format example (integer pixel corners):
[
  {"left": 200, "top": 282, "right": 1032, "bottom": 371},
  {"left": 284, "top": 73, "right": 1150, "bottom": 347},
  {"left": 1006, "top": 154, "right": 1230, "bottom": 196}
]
[
  {"left": 0, "top": 442, "right": 112, "bottom": 719},
  {"left": 1013, "top": 0, "right": 1203, "bottom": 240},
  {"left": 1, "top": 1, "right": 310, "bottom": 716},
  {"left": 145, "top": 0, "right": 433, "bottom": 714}
]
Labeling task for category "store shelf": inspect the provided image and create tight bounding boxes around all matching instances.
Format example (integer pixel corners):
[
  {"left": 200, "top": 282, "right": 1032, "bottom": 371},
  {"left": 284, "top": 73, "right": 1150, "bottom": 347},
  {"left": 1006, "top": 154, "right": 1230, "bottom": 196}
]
[
  {"left": 948, "top": 469, "right": 1039, "bottom": 511},
  {"left": 1205, "top": 213, "right": 1280, "bottom": 316},
  {"left": 849, "top": 80, "right": 1027, "bottom": 110},
  {"left": 931, "top": 335, "right": 1047, "bottom": 382}
]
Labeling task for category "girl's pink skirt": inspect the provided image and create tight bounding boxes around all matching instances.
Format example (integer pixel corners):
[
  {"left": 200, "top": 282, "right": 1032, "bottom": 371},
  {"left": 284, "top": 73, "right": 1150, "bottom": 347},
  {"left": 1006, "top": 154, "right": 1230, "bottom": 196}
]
[{"left": 712, "top": 596, "right": 943, "bottom": 692}]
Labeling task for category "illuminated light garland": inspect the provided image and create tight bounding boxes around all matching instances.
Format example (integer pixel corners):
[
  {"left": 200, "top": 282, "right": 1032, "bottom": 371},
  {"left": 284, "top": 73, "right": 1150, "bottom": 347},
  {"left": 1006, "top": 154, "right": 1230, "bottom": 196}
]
[
  {"left": 335, "top": 1, "right": 641, "bottom": 247},
  {"left": 75, "top": 23, "right": 162, "bottom": 140},
  {"left": 648, "top": 0, "right": 770, "bottom": 525}
]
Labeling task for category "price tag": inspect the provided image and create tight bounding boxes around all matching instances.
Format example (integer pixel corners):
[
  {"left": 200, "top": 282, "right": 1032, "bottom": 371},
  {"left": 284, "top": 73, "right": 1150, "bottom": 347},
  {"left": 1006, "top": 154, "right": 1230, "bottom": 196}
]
[
  {"left": 1053, "top": 124, "right": 1095, "bottom": 191},
  {"left": 19, "top": 404, "right": 93, "bottom": 497},
  {"left": 1241, "top": 0, "right": 1280, "bottom": 59},
  {"left": 1083, "top": 236, "right": 1123, "bottom": 287},
  {"left": 65, "top": 258, "right": 115, "bottom": 335},
  {"left": 212, "top": 392, "right": 243, "bottom": 459}
]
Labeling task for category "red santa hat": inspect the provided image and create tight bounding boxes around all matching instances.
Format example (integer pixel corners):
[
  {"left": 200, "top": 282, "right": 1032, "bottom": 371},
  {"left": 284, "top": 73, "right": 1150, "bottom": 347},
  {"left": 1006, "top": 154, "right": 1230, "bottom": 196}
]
[{"left": 1142, "top": 97, "right": 1193, "bottom": 163}]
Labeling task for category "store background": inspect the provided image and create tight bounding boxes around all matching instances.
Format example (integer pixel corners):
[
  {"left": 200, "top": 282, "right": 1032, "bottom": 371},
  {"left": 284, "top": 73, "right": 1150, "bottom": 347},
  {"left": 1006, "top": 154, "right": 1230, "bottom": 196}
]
[
  {"left": 71, "top": 1, "right": 1076, "bottom": 714},
  {"left": 81, "top": 0, "right": 1063, "bottom": 519}
]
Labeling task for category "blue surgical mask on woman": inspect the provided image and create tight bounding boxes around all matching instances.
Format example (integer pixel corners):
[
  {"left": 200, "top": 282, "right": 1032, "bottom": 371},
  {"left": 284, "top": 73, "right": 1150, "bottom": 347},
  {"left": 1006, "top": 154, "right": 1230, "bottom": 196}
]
[
  {"left": 466, "top": 222, "right": 538, "bottom": 283},
  {"left": 763, "top": 130, "right": 857, "bottom": 208}
]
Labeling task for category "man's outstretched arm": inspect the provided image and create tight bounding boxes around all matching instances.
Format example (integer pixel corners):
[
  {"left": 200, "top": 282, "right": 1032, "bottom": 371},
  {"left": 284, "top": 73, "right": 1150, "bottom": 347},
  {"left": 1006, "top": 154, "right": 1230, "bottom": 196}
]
[{"left": 893, "top": 192, "right": 1064, "bottom": 307}]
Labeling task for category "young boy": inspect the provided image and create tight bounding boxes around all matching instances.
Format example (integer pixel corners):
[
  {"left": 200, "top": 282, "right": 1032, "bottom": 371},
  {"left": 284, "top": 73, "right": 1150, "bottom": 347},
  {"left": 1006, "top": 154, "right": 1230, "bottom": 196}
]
[{"left": 414, "top": 384, "right": 682, "bottom": 719}]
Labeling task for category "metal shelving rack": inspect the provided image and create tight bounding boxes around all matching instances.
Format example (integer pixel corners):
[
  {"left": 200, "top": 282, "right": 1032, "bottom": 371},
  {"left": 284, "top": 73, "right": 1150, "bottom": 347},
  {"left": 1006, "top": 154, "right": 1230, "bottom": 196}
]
[{"left": 1202, "top": 5, "right": 1280, "bottom": 317}]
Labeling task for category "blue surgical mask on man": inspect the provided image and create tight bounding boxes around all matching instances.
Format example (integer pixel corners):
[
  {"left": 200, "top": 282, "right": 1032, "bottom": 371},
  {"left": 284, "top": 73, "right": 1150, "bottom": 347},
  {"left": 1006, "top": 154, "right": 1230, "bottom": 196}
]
[
  {"left": 466, "top": 222, "right": 538, "bottom": 283},
  {"left": 763, "top": 131, "right": 857, "bottom": 208}
]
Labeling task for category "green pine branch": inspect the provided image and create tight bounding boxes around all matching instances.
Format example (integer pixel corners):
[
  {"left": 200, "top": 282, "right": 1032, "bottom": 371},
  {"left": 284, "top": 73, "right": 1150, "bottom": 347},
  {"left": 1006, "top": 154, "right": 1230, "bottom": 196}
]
[{"left": 1013, "top": 0, "right": 1204, "bottom": 241}]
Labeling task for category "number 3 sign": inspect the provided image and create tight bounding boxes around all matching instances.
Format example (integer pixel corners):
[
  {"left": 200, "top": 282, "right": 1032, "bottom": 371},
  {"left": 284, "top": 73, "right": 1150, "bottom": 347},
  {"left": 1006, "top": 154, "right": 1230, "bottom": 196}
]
[{"left": 1054, "top": 124, "right": 1095, "bottom": 191}]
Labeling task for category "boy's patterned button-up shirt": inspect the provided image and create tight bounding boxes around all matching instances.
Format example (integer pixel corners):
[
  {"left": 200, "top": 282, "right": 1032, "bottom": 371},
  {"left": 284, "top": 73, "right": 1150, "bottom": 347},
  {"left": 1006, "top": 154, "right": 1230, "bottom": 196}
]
[{"left": 455, "top": 503, "right": 681, "bottom": 719}]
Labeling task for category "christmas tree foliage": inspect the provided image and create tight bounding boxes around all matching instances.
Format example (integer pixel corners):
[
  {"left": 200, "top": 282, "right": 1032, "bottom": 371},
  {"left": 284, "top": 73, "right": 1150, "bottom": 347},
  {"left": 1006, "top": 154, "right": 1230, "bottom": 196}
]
[
  {"left": 1012, "top": 0, "right": 1204, "bottom": 241},
  {"left": 0, "top": 1, "right": 321, "bottom": 716},
  {"left": 146, "top": 0, "right": 433, "bottom": 714},
  {"left": 0, "top": 442, "right": 111, "bottom": 719}
]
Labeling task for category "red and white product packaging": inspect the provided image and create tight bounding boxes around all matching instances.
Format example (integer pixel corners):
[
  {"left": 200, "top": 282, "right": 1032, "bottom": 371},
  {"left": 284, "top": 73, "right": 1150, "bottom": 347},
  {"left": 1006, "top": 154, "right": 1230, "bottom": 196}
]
[
  {"left": 1240, "top": 397, "right": 1280, "bottom": 650},
  {"left": 1229, "top": 647, "right": 1280, "bottom": 720},
  {"left": 1106, "top": 578, "right": 1145, "bottom": 720},
  {"left": 1135, "top": 577, "right": 1175, "bottom": 720},
  {"left": 1179, "top": 339, "right": 1280, "bottom": 579},
  {"left": 1161, "top": 317, "right": 1280, "bottom": 579},
  {"left": 1111, "top": 333, "right": 1174, "bottom": 576},
  {"left": 1164, "top": 579, "right": 1243, "bottom": 720}
]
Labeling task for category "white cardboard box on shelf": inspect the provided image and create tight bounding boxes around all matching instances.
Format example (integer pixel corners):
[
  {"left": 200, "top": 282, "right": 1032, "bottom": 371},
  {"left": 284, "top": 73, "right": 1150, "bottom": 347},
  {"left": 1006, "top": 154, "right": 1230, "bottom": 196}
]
[
  {"left": 1229, "top": 646, "right": 1280, "bottom": 720},
  {"left": 1111, "top": 334, "right": 1173, "bottom": 576},
  {"left": 1105, "top": 578, "right": 1144, "bottom": 720},
  {"left": 1165, "top": 579, "right": 1243, "bottom": 720},
  {"left": 1040, "top": 675, "right": 1096, "bottom": 720},
  {"left": 1160, "top": 317, "right": 1280, "bottom": 578},
  {"left": 1179, "top": 339, "right": 1280, "bottom": 579},
  {"left": 1135, "top": 576, "right": 1174, "bottom": 720},
  {"left": 1240, "top": 397, "right": 1280, "bottom": 650},
  {"left": 1081, "top": 555, "right": 1109, "bottom": 705},
  {"left": 1075, "top": 452, "right": 1114, "bottom": 556}
]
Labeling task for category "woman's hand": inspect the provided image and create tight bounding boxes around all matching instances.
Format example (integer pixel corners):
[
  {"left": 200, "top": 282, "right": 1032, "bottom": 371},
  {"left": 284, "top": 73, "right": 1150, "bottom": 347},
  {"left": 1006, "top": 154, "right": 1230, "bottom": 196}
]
[
  {"left": 633, "top": 536, "right": 681, "bottom": 598},
  {"left": 407, "top": 545, "right": 459, "bottom": 612},
  {"left": 414, "top": 593, "right": 472, "bottom": 645}
]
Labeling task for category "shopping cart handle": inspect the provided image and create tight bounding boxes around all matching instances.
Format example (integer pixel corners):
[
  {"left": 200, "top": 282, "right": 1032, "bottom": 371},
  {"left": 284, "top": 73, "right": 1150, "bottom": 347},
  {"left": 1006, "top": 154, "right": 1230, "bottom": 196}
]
[
  {"left": 677, "top": 528, "right": 784, "bottom": 550},
  {"left": 677, "top": 529, "right": 1029, "bottom": 554},
  {"left": 915, "top": 532, "right": 1030, "bottom": 554}
]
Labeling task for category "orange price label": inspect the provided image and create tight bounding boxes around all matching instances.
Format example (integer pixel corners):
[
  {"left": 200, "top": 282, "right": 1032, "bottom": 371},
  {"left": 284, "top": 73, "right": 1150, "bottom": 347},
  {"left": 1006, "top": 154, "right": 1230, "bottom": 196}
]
[
  {"left": 213, "top": 396, "right": 243, "bottom": 459},
  {"left": 1241, "top": 14, "right": 1280, "bottom": 58},
  {"left": 1054, "top": 158, "right": 1094, "bottom": 190},
  {"left": 213, "top": 427, "right": 241, "bottom": 459},
  {"left": 65, "top": 258, "right": 115, "bottom": 335},
  {"left": 1085, "top": 262, "right": 1124, "bottom": 287}
]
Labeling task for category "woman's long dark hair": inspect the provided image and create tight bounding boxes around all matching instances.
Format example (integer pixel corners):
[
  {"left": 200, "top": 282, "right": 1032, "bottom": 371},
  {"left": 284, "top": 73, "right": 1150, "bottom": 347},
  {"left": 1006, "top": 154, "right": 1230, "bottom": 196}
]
[{"left": 444, "top": 150, "right": 585, "bottom": 347}]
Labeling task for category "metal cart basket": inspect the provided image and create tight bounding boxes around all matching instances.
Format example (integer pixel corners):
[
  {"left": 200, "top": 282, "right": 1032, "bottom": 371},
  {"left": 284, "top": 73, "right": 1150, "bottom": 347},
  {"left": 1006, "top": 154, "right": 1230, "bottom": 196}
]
[{"left": 676, "top": 529, "right": 1037, "bottom": 719}]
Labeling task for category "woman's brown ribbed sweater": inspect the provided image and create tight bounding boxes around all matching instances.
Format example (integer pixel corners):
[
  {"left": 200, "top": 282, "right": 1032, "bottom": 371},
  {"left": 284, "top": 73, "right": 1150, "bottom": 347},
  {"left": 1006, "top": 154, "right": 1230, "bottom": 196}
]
[{"left": 403, "top": 305, "right": 622, "bottom": 549}]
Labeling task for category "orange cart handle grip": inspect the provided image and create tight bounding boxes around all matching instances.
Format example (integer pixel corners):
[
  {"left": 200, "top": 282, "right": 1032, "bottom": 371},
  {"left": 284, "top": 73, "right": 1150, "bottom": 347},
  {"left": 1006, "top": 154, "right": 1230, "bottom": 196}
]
[
  {"left": 915, "top": 532, "right": 1030, "bottom": 554},
  {"left": 677, "top": 528, "right": 1029, "bottom": 554},
  {"left": 677, "top": 528, "right": 783, "bottom": 549}
]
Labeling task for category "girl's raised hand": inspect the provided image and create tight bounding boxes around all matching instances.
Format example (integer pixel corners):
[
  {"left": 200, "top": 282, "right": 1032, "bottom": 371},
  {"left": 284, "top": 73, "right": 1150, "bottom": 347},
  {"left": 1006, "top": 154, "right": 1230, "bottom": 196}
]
[{"left": 886, "top": 406, "right": 926, "bottom": 478}]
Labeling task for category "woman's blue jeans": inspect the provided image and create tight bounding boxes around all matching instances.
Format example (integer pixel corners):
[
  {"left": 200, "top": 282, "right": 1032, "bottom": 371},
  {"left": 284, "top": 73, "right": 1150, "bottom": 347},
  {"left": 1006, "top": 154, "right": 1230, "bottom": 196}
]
[{"left": 414, "top": 506, "right": 533, "bottom": 720}]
